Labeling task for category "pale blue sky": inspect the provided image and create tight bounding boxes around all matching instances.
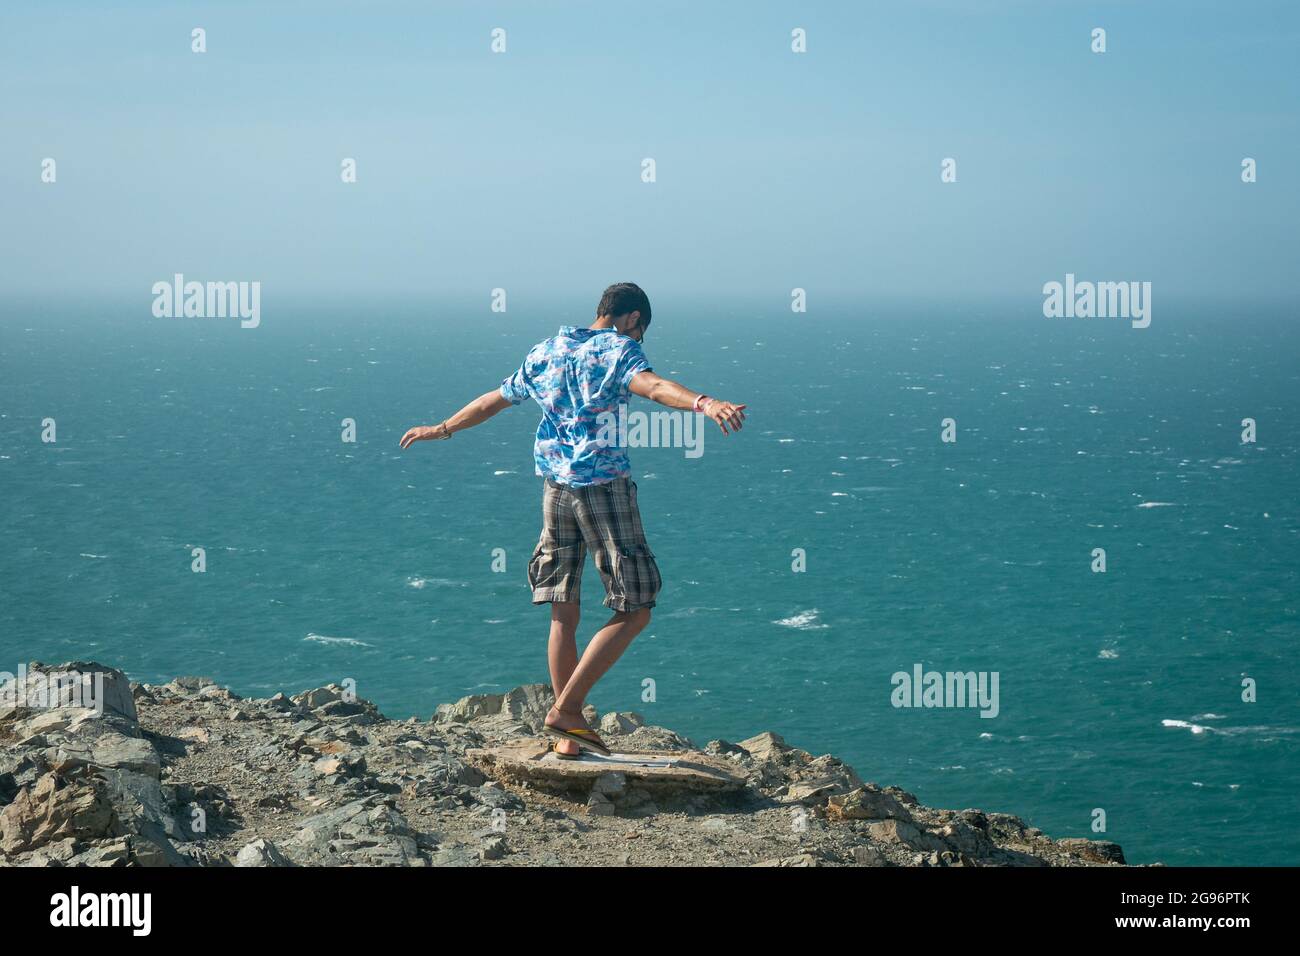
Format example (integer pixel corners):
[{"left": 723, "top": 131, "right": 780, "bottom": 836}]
[{"left": 2, "top": 0, "right": 1296, "bottom": 305}]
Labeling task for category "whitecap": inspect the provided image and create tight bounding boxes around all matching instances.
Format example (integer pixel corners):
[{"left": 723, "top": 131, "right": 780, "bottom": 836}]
[
  {"left": 1162, "top": 719, "right": 1207, "bottom": 734},
  {"left": 407, "top": 577, "right": 468, "bottom": 589},
  {"left": 304, "top": 633, "right": 373, "bottom": 648},
  {"left": 1137, "top": 501, "right": 1176, "bottom": 508},
  {"left": 1098, "top": 648, "right": 1119, "bottom": 660},
  {"left": 773, "top": 609, "right": 829, "bottom": 630}
]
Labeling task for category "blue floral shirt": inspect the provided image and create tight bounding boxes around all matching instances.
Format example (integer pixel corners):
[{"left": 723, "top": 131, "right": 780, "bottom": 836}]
[{"left": 500, "top": 326, "right": 653, "bottom": 487}]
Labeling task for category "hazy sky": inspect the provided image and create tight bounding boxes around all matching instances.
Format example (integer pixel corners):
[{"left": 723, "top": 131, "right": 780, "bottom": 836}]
[{"left": 2, "top": 0, "right": 1296, "bottom": 306}]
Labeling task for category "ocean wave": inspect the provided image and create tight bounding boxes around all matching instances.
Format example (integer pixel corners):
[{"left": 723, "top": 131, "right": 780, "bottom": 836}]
[
  {"left": 1136, "top": 501, "right": 1176, "bottom": 508},
  {"left": 304, "top": 633, "right": 373, "bottom": 648},
  {"left": 407, "top": 577, "right": 468, "bottom": 589},
  {"left": 1163, "top": 718, "right": 1300, "bottom": 737},
  {"left": 773, "top": 609, "right": 829, "bottom": 630},
  {"left": 663, "top": 606, "right": 724, "bottom": 618}
]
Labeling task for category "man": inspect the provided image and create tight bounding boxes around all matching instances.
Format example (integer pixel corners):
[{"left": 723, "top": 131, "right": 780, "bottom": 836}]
[{"left": 400, "top": 283, "right": 746, "bottom": 756}]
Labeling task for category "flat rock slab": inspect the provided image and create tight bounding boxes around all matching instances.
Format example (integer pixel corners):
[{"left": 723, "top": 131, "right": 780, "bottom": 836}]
[{"left": 467, "top": 739, "right": 747, "bottom": 793}]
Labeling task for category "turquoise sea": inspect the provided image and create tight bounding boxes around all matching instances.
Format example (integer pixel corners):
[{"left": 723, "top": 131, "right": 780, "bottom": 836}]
[{"left": 2, "top": 300, "right": 1297, "bottom": 867}]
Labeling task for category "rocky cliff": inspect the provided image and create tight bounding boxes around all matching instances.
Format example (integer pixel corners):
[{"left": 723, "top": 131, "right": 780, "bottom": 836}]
[{"left": 0, "top": 661, "right": 1129, "bottom": 867}]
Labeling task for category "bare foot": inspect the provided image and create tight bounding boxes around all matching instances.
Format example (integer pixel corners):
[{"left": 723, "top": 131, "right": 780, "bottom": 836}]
[
  {"left": 546, "top": 705, "right": 596, "bottom": 755},
  {"left": 546, "top": 704, "right": 587, "bottom": 731}
]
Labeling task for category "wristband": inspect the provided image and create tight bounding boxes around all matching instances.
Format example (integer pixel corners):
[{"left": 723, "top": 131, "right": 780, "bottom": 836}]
[{"left": 693, "top": 394, "right": 710, "bottom": 413}]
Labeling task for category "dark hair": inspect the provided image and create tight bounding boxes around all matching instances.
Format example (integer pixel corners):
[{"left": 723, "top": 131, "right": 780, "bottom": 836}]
[{"left": 596, "top": 282, "right": 651, "bottom": 333}]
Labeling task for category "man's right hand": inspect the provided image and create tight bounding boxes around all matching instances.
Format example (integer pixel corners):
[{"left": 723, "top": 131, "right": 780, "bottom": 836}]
[
  {"left": 704, "top": 400, "right": 747, "bottom": 435},
  {"left": 399, "top": 423, "right": 451, "bottom": 448}
]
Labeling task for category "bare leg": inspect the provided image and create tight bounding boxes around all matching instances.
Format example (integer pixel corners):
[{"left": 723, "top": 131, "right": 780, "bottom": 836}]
[
  {"left": 546, "top": 602, "right": 581, "bottom": 755},
  {"left": 548, "top": 608, "right": 651, "bottom": 732}
]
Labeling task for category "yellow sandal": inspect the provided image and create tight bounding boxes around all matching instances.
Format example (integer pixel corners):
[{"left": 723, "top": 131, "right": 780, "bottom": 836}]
[{"left": 543, "top": 723, "right": 611, "bottom": 757}]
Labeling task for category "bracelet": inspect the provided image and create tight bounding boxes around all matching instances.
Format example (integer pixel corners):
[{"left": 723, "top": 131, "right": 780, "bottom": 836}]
[
  {"left": 438, "top": 422, "right": 453, "bottom": 439},
  {"left": 693, "top": 394, "right": 710, "bottom": 413}
]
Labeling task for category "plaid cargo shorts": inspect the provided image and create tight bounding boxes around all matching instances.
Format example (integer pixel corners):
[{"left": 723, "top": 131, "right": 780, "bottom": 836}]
[{"left": 528, "top": 477, "right": 662, "bottom": 612}]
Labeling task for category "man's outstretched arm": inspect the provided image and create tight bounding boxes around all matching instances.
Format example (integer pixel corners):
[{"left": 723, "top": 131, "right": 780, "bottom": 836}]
[
  {"left": 399, "top": 389, "right": 511, "bottom": 448},
  {"left": 629, "top": 371, "right": 747, "bottom": 435}
]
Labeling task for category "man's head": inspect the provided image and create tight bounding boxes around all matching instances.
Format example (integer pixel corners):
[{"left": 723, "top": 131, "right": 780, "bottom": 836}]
[{"left": 596, "top": 282, "right": 651, "bottom": 342}]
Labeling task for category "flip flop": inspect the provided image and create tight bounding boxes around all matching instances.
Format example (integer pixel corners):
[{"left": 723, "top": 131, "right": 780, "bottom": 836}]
[
  {"left": 548, "top": 740, "right": 582, "bottom": 761},
  {"left": 543, "top": 723, "right": 611, "bottom": 757}
]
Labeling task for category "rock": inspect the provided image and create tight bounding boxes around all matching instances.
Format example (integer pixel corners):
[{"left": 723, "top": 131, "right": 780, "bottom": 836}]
[
  {"left": 25, "top": 836, "right": 78, "bottom": 866},
  {"left": 161, "top": 676, "right": 218, "bottom": 699},
  {"left": 705, "top": 739, "right": 748, "bottom": 757},
  {"left": 429, "top": 844, "right": 480, "bottom": 867},
  {"left": 784, "top": 779, "right": 846, "bottom": 805},
  {"left": 586, "top": 792, "right": 615, "bottom": 816},
  {"left": 289, "top": 797, "right": 422, "bottom": 866},
  {"left": 68, "top": 838, "right": 132, "bottom": 866},
  {"left": 783, "top": 754, "right": 862, "bottom": 805},
  {"left": 868, "top": 819, "right": 948, "bottom": 853},
  {"left": 938, "top": 819, "right": 993, "bottom": 857},
  {"left": 479, "top": 836, "right": 509, "bottom": 860},
  {"left": 128, "top": 833, "right": 188, "bottom": 867},
  {"left": 826, "top": 785, "right": 914, "bottom": 822},
  {"left": 12, "top": 711, "right": 73, "bottom": 737},
  {"left": 466, "top": 739, "right": 747, "bottom": 796},
  {"left": 312, "top": 752, "right": 366, "bottom": 778},
  {"left": 852, "top": 845, "right": 887, "bottom": 866},
  {"left": 591, "top": 772, "right": 627, "bottom": 798},
  {"left": 100, "top": 767, "right": 184, "bottom": 846},
  {"left": 467, "top": 784, "right": 524, "bottom": 811},
  {"left": 616, "top": 724, "right": 694, "bottom": 752},
  {"left": 0, "top": 773, "right": 118, "bottom": 854},
  {"left": 1058, "top": 838, "right": 1127, "bottom": 865},
  {"left": 736, "top": 732, "right": 791, "bottom": 762},
  {"left": 599, "top": 712, "right": 645, "bottom": 736},
  {"left": 46, "top": 733, "right": 161, "bottom": 779},
  {"left": 317, "top": 700, "right": 370, "bottom": 720},
  {"left": 23, "top": 661, "right": 139, "bottom": 725},
  {"left": 235, "top": 838, "right": 293, "bottom": 867},
  {"left": 435, "top": 693, "right": 505, "bottom": 724},
  {"left": 500, "top": 684, "right": 556, "bottom": 731},
  {"left": 753, "top": 852, "right": 822, "bottom": 867}
]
